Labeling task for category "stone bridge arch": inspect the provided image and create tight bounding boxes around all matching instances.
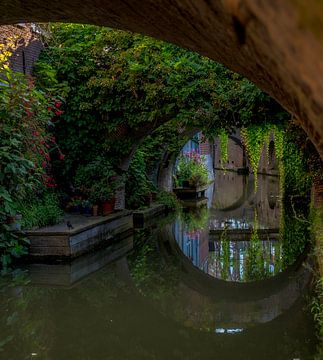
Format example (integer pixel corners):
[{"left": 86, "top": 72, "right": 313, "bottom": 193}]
[{"left": 2, "top": 1, "right": 323, "bottom": 159}]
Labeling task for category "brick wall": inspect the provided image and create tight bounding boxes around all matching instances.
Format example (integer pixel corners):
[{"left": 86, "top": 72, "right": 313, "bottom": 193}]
[{"left": 0, "top": 24, "right": 43, "bottom": 75}]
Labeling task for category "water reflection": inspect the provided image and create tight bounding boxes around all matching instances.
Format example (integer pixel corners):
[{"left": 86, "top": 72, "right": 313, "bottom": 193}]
[
  {"left": 0, "top": 171, "right": 316, "bottom": 359},
  {"left": 0, "top": 215, "right": 318, "bottom": 360},
  {"left": 174, "top": 171, "right": 306, "bottom": 282}
]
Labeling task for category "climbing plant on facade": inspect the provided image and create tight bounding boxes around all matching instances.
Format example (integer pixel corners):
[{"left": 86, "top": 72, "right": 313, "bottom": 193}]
[
  {"left": 0, "top": 63, "right": 63, "bottom": 269},
  {"left": 241, "top": 125, "right": 270, "bottom": 190},
  {"left": 35, "top": 23, "right": 289, "bottom": 191},
  {"left": 219, "top": 129, "right": 229, "bottom": 167}
]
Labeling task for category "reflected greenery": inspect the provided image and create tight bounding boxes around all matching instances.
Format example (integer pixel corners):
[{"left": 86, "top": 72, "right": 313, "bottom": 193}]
[{"left": 175, "top": 173, "right": 312, "bottom": 282}]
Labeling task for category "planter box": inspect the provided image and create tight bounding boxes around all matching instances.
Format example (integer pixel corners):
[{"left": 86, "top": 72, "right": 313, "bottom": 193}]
[
  {"left": 133, "top": 203, "right": 166, "bottom": 227},
  {"left": 173, "top": 184, "right": 209, "bottom": 199},
  {"left": 24, "top": 210, "right": 133, "bottom": 258},
  {"left": 25, "top": 235, "right": 133, "bottom": 287}
]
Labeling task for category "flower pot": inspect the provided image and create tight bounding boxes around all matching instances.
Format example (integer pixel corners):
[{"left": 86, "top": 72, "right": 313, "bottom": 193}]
[
  {"left": 71, "top": 205, "right": 81, "bottom": 214},
  {"left": 6, "top": 215, "right": 22, "bottom": 231},
  {"left": 92, "top": 205, "right": 99, "bottom": 217},
  {"left": 143, "top": 193, "right": 152, "bottom": 206},
  {"left": 83, "top": 206, "right": 92, "bottom": 217},
  {"left": 151, "top": 191, "right": 157, "bottom": 201},
  {"left": 102, "top": 198, "right": 116, "bottom": 216},
  {"left": 5, "top": 216, "right": 15, "bottom": 225}
]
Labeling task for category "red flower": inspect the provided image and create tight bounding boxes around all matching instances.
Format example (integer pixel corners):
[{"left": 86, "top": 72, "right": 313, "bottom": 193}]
[
  {"left": 44, "top": 153, "right": 51, "bottom": 161},
  {"left": 26, "top": 110, "right": 33, "bottom": 118},
  {"left": 55, "top": 110, "right": 63, "bottom": 116},
  {"left": 32, "top": 130, "right": 40, "bottom": 137},
  {"left": 55, "top": 101, "right": 62, "bottom": 108},
  {"left": 42, "top": 161, "right": 47, "bottom": 168},
  {"left": 59, "top": 153, "right": 65, "bottom": 161},
  {"left": 47, "top": 106, "right": 53, "bottom": 112}
]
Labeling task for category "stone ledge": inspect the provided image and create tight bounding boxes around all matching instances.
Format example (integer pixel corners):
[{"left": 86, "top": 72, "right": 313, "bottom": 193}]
[
  {"left": 133, "top": 203, "right": 166, "bottom": 226},
  {"left": 24, "top": 211, "right": 133, "bottom": 258},
  {"left": 23, "top": 210, "right": 132, "bottom": 236}
]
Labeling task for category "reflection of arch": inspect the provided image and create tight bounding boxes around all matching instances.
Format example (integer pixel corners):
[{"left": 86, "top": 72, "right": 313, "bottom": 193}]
[
  {"left": 160, "top": 224, "right": 311, "bottom": 304},
  {"left": 212, "top": 172, "right": 254, "bottom": 211},
  {"left": 268, "top": 140, "right": 276, "bottom": 170},
  {"left": 156, "top": 128, "right": 199, "bottom": 191},
  {"left": 19, "top": 252, "right": 317, "bottom": 360},
  {"left": 1, "top": 2, "right": 323, "bottom": 159},
  {"left": 267, "top": 176, "right": 280, "bottom": 210},
  {"left": 16, "top": 223, "right": 316, "bottom": 359}
]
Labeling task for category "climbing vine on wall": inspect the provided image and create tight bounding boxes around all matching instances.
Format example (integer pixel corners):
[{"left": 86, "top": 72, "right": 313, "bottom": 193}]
[
  {"left": 241, "top": 124, "right": 286, "bottom": 192},
  {"left": 219, "top": 129, "right": 229, "bottom": 167},
  {"left": 241, "top": 125, "right": 270, "bottom": 190}
]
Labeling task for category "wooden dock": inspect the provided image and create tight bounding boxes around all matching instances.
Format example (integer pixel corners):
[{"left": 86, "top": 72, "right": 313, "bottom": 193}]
[
  {"left": 173, "top": 185, "right": 209, "bottom": 199},
  {"left": 209, "top": 228, "right": 280, "bottom": 241},
  {"left": 24, "top": 210, "right": 133, "bottom": 258},
  {"left": 26, "top": 235, "right": 133, "bottom": 287},
  {"left": 180, "top": 196, "right": 208, "bottom": 208},
  {"left": 133, "top": 203, "right": 166, "bottom": 227}
]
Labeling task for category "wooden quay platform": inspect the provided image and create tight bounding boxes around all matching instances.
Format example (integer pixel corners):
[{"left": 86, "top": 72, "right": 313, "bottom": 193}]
[{"left": 23, "top": 210, "right": 133, "bottom": 258}]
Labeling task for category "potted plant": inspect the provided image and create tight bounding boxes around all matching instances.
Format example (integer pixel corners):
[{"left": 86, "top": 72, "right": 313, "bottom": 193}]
[
  {"left": 175, "top": 151, "right": 209, "bottom": 188},
  {"left": 143, "top": 192, "right": 152, "bottom": 206},
  {"left": 91, "top": 182, "right": 116, "bottom": 216},
  {"left": 82, "top": 199, "right": 92, "bottom": 216},
  {"left": 75, "top": 156, "right": 124, "bottom": 216},
  {"left": 70, "top": 197, "right": 82, "bottom": 214},
  {"left": 92, "top": 204, "right": 99, "bottom": 216}
]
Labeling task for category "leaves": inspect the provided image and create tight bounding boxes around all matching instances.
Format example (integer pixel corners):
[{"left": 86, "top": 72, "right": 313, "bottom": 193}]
[{"left": 35, "top": 23, "right": 289, "bottom": 189}]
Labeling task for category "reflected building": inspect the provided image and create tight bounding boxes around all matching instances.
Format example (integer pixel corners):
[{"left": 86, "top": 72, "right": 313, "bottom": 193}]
[
  {"left": 174, "top": 215, "right": 209, "bottom": 273},
  {"left": 211, "top": 171, "right": 281, "bottom": 230},
  {"left": 174, "top": 171, "right": 283, "bottom": 282}
]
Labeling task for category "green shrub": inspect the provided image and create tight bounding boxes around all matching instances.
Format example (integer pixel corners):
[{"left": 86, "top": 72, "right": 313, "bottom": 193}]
[
  {"left": 179, "top": 206, "right": 209, "bottom": 232},
  {"left": 126, "top": 150, "right": 154, "bottom": 209},
  {"left": 16, "top": 192, "right": 63, "bottom": 230},
  {"left": 176, "top": 152, "right": 209, "bottom": 187},
  {"left": 74, "top": 156, "right": 121, "bottom": 203},
  {"left": 156, "top": 191, "right": 179, "bottom": 211}
]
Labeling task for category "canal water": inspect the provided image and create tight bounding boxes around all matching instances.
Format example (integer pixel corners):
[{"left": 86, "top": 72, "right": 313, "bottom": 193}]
[{"left": 0, "top": 172, "right": 319, "bottom": 359}]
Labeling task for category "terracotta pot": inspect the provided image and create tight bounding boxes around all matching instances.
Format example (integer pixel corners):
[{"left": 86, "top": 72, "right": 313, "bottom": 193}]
[
  {"left": 92, "top": 205, "right": 99, "bottom": 217},
  {"left": 5, "top": 216, "right": 15, "bottom": 224},
  {"left": 151, "top": 191, "right": 157, "bottom": 201},
  {"left": 102, "top": 198, "right": 116, "bottom": 216},
  {"left": 143, "top": 193, "right": 152, "bottom": 206}
]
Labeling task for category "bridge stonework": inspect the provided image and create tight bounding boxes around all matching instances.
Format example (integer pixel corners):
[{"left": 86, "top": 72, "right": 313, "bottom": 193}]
[
  {"left": 1, "top": 0, "right": 323, "bottom": 159},
  {"left": 313, "top": 183, "right": 323, "bottom": 278}
]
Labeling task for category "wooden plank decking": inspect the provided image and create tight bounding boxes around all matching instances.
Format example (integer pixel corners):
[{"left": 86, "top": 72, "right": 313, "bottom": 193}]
[{"left": 23, "top": 210, "right": 133, "bottom": 258}]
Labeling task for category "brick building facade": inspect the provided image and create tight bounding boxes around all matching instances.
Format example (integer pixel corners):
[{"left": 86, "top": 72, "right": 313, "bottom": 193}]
[{"left": 0, "top": 23, "right": 43, "bottom": 75}]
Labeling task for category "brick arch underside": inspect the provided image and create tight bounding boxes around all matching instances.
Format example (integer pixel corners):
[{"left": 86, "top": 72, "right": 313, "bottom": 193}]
[{"left": 2, "top": 0, "right": 323, "bottom": 159}]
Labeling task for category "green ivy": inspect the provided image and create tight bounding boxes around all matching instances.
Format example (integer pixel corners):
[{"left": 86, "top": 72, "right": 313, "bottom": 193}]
[
  {"left": 35, "top": 23, "right": 289, "bottom": 191},
  {"left": 219, "top": 129, "right": 229, "bottom": 167}
]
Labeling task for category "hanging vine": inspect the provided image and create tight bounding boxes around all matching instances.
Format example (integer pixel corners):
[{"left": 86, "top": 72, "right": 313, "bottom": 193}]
[
  {"left": 241, "top": 124, "right": 286, "bottom": 192},
  {"left": 274, "top": 126, "right": 285, "bottom": 194},
  {"left": 219, "top": 129, "right": 229, "bottom": 168},
  {"left": 241, "top": 125, "right": 270, "bottom": 190},
  {"left": 246, "top": 209, "right": 266, "bottom": 281}
]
